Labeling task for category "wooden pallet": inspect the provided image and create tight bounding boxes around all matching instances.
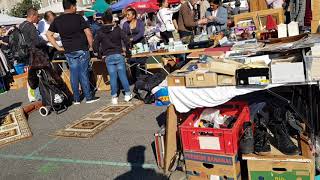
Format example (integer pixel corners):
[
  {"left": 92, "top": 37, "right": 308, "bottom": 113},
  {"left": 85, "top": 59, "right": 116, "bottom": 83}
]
[{"left": 234, "top": 8, "right": 285, "bottom": 31}]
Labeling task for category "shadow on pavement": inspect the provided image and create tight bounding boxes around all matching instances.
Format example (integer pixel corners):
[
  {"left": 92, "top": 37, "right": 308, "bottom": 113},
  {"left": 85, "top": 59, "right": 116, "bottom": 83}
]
[
  {"left": 0, "top": 102, "right": 22, "bottom": 117},
  {"left": 114, "top": 145, "right": 167, "bottom": 180}
]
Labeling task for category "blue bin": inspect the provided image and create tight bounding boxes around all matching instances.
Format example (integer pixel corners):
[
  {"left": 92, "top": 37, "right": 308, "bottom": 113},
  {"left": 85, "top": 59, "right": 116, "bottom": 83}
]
[
  {"left": 155, "top": 87, "right": 170, "bottom": 106},
  {"left": 14, "top": 63, "right": 25, "bottom": 75}
]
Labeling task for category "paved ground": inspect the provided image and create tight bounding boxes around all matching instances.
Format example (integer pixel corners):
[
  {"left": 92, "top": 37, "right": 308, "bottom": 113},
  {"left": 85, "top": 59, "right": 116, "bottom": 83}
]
[{"left": 0, "top": 89, "right": 168, "bottom": 180}]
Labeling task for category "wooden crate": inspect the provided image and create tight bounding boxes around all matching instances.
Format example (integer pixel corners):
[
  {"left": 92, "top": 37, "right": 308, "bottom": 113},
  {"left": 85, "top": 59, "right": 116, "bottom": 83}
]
[
  {"left": 10, "top": 72, "right": 28, "bottom": 90},
  {"left": 234, "top": 8, "right": 285, "bottom": 31}
]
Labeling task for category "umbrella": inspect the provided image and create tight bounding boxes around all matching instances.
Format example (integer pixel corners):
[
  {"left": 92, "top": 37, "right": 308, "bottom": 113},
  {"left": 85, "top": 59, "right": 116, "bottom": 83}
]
[
  {"left": 111, "top": 0, "right": 136, "bottom": 12},
  {"left": 0, "top": 14, "right": 25, "bottom": 26},
  {"left": 38, "top": 2, "right": 94, "bottom": 14},
  {"left": 128, "top": 1, "right": 159, "bottom": 13},
  {"left": 85, "top": 0, "right": 110, "bottom": 17}
]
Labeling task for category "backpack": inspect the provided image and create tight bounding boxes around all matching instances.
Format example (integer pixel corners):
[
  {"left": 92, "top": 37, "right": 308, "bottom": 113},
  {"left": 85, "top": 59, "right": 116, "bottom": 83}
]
[{"left": 8, "top": 24, "right": 29, "bottom": 62}]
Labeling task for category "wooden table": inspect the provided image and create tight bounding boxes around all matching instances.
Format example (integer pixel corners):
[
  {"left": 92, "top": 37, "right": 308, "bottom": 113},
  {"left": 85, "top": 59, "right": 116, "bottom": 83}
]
[{"left": 131, "top": 49, "right": 205, "bottom": 74}]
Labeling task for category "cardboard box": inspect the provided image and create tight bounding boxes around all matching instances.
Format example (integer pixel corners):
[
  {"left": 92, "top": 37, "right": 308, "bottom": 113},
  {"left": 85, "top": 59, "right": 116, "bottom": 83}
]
[
  {"left": 271, "top": 62, "right": 305, "bottom": 84},
  {"left": 311, "top": 20, "right": 320, "bottom": 33},
  {"left": 209, "top": 61, "right": 240, "bottom": 76},
  {"left": 10, "top": 72, "right": 28, "bottom": 90},
  {"left": 217, "top": 75, "right": 236, "bottom": 86},
  {"left": 167, "top": 75, "right": 186, "bottom": 86},
  {"left": 243, "top": 138, "right": 315, "bottom": 180},
  {"left": 184, "top": 151, "right": 241, "bottom": 180},
  {"left": 305, "top": 56, "right": 320, "bottom": 81},
  {"left": 185, "top": 71, "right": 217, "bottom": 88}
]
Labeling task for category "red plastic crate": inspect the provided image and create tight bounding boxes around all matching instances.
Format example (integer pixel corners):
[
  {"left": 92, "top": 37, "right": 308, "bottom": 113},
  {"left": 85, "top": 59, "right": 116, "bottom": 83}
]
[{"left": 179, "top": 101, "right": 250, "bottom": 155}]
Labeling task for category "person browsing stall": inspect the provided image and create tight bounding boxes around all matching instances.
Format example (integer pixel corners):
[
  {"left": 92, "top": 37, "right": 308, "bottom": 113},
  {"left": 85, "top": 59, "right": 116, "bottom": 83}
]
[
  {"left": 178, "top": 0, "right": 207, "bottom": 43},
  {"left": 122, "top": 8, "right": 146, "bottom": 81},
  {"left": 93, "top": 10, "right": 132, "bottom": 105},
  {"left": 46, "top": 0, "right": 99, "bottom": 105},
  {"left": 157, "top": 0, "right": 181, "bottom": 43},
  {"left": 205, "top": 0, "right": 227, "bottom": 35},
  {"left": 122, "top": 8, "right": 145, "bottom": 44}
]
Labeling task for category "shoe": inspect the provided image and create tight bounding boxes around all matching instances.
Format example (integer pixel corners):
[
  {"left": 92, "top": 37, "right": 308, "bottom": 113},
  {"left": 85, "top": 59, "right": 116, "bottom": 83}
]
[
  {"left": 285, "top": 110, "right": 303, "bottom": 135},
  {"left": 268, "top": 121, "right": 300, "bottom": 155},
  {"left": 73, "top": 101, "right": 81, "bottom": 105},
  {"left": 111, "top": 97, "right": 118, "bottom": 105},
  {"left": 124, "top": 94, "right": 133, "bottom": 102},
  {"left": 86, "top": 97, "right": 100, "bottom": 104},
  {"left": 254, "top": 126, "right": 271, "bottom": 155},
  {"left": 240, "top": 122, "right": 254, "bottom": 154}
]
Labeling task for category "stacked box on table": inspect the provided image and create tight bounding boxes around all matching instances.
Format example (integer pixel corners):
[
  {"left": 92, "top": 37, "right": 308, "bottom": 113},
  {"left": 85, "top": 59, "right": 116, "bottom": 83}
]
[
  {"left": 179, "top": 101, "right": 250, "bottom": 155},
  {"left": 185, "top": 71, "right": 218, "bottom": 88},
  {"left": 167, "top": 60, "right": 198, "bottom": 87},
  {"left": 185, "top": 151, "right": 241, "bottom": 180},
  {"left": 243, "top": 138, "right": 315, "bottom": 180},
  {"left": 271, "top": 62, "right": 305, "bottom": 84},
  {"left": 304, "top": 56, "right": 320, "bottom": 81}
]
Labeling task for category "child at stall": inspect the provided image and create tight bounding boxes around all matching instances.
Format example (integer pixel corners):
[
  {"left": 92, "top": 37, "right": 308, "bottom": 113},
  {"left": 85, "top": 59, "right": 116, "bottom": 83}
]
[{"left": 93, "top": 9, "right": 132, "bottom": 105}]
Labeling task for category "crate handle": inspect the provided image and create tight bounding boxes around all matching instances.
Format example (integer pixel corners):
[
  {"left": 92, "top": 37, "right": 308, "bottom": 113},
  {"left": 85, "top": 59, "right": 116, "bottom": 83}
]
[
  {"left": 195, "top": 132, "right": 223, "bottom": 137},
  {"left": 272, "top": 168, "right": 287, "bottom": 172},
  {"left": 202, "top": 163, "right": 214, "bottom": 169}
]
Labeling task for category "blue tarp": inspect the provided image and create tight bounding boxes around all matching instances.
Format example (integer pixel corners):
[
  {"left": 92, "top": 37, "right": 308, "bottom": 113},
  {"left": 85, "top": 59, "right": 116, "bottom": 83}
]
[{"left": 111, "top": 0, "right": 136, "bottom": 12}]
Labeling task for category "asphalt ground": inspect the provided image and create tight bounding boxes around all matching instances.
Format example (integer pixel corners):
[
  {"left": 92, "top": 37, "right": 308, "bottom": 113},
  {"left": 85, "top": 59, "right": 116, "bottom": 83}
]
[{"left": 0, "top": 89, "right": 168, "bottom": 180}]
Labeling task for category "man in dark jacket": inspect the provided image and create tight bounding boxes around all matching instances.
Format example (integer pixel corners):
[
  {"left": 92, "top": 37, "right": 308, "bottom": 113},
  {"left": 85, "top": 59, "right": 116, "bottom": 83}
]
[
  {"left": 19, "top": 8, "right": 47, "bottom": 49},
  {"left": 93, "top": 10, "right": 132, "bottom": 105},
  {"left": 19, "top": 7, "right": 47, "bottom": 65}
]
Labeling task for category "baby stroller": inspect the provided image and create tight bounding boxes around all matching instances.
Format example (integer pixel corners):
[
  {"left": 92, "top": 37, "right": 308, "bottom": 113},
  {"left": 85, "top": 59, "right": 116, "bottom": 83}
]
[{"left": 28, "top": 48, "right": 71, "bottom": 116}]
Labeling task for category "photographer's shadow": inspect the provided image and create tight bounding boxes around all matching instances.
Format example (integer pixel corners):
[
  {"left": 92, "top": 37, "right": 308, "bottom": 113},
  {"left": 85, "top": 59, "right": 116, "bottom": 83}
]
[{"left": 114, "top": 146, "right": 167, "bottom": 180}]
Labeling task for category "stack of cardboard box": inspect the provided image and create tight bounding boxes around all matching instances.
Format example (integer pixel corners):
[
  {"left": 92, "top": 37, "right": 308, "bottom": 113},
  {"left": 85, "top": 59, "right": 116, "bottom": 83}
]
[{"left": 167, "top": 54, "right": 242, "bottom": 88}]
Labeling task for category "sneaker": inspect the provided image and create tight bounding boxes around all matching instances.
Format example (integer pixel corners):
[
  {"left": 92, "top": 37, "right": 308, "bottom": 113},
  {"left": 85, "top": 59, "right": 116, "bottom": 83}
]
[
  {"left": 254, "top": 126, "right": 271, "bottom": 155},
  {"left": 73, "top": 101, "right": 81, "bottom": 105},
  {"left": 111, "top": 97, "right": 118, "bottom": 105},
  {"left": 124, "top": 94, "right": 133, "bottom": 102},
  {"left": 240, "top": 122, "right": 254, "bottom": 154},
  {"left": 86, "top": 97, "right": 100, "bottom": 104}
]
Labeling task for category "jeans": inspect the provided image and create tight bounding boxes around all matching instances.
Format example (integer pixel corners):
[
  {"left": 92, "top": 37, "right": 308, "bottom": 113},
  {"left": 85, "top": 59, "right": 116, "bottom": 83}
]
[
  {"left": 105, "top": 54, "right": 131, "bottom": 97},
  {"left": 65, "top": 50, "right": 92, "bottom": 102}
]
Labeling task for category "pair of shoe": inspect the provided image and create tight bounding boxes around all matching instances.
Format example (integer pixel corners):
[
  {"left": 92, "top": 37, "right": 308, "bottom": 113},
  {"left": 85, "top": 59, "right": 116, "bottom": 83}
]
[
  {"left": 240, "top": 122, "right": 272, "bottom": 155},
  {"left": 73, "top": 97, "right": 100, "bottom": 105},
  {"left": 240, "top": 121, "right": 300, "bottom": 155},
  {"left": 111, "top": 94, "right": 133, "bottom": 105}
]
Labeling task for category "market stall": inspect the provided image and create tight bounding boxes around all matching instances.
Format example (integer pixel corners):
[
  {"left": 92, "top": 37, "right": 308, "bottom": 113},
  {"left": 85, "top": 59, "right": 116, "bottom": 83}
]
[{"left": 153, "top": 33, "right": 320, "bottom": 179}]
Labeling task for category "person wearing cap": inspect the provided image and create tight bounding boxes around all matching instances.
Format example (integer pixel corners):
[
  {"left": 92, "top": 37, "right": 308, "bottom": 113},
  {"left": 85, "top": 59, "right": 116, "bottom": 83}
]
[{"left": 91, "top": 13, "right": 103, "bottom": 37}]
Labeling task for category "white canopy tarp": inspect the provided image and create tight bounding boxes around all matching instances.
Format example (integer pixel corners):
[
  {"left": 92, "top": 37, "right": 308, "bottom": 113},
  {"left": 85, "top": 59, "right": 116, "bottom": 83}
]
[
  {"left": 38, "top": 3, "right": 94, "bottom": 14},
  {"left": 0, "top": 14, "right": 25, "bottom": 26}
]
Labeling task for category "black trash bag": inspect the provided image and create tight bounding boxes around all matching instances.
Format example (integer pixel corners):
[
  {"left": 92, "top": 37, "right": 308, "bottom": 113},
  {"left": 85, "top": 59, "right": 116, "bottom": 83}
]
[{"left": 133, "top": 71, "right": 167, "bottom": 104}]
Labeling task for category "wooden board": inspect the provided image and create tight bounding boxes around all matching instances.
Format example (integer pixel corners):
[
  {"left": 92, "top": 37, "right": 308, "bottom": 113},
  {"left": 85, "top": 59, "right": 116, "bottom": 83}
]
[
  {"left": 131, "top": 49, "right": 205, "bottom": 58},
  {"left": 234, "top": 8, "right": 285, "bottom": 31},
  {"left": 164, "top": 105, "right": 178, "bottom": 174}
]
